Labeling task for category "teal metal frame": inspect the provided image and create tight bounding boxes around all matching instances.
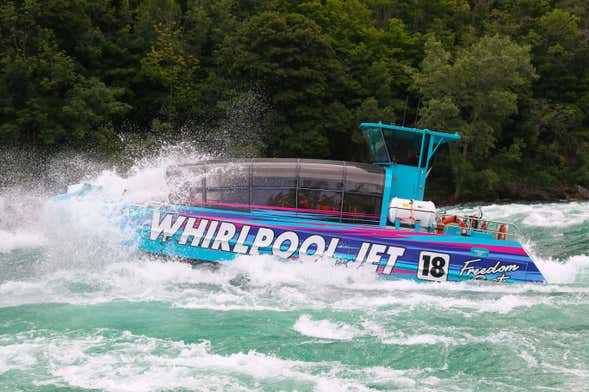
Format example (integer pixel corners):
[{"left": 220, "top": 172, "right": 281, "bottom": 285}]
[{"left": 360, "top": 122, "right": 460, "bottom": 225}]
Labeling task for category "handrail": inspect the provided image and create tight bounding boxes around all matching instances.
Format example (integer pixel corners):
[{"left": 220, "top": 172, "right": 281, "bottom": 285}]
[
  {"left": 387, "top": 205, "right": 518, "bottom": 241},
  {"left": 435, "top": 213, "right": 517, "bottom": 241}
]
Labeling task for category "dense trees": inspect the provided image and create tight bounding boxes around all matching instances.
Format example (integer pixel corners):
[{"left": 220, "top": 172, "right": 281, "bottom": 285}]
[
  {"left": 0, "top": 0, "right": 588, "bottom": 201},
  {"left": 414, "top": 35, "right": 536, "bottom": 199}
]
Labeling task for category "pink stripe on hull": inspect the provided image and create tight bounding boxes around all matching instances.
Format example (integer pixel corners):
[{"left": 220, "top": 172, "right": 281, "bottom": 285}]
[{"left": 157, "top": 208, "right": 527, "bottom": 256}]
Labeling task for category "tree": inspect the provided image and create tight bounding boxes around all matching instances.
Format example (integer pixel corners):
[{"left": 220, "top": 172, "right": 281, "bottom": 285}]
[
  {"left": 414, "top": 35, "right": 536, "bottom": 199},
  {"left": 0, "top": 1, "right": 129, "bottom": 148},
  {"left": 140, "top": 22, "right": 200, "bottom": 125},
  {"left": 220, "top": 11, "right": 347, "bottom": 158}
]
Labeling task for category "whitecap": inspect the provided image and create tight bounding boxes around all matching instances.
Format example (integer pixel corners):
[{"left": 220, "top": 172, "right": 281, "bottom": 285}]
[{"left": 293, "top": 314, "right": 362, "bottom": 340}]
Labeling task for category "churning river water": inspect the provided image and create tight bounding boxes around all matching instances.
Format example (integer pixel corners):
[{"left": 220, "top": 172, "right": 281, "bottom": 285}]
[{"left": 0, "top": 156, "right": 588, "bottom": 391}]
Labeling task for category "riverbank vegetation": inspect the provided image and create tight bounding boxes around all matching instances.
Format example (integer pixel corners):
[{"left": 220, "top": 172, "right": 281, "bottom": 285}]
[{"left": 1, "top": 0, "right": 588, "bottom": 201}]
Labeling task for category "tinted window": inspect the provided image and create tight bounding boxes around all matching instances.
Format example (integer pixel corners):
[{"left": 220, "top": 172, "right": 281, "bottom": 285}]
[
  {"left": 342, "top": 193, "right": 382, "bottom": 224},
  {"left": 252, "top": 159, "right": 297, "bottom": 187},
  {"left": 205, "top": 162, "right": 250, "bottom": 188},
  {"left": 189, "top": 188, "right": 204, "bottom": 207},
  {"left": 167, "top": 159, "right": 386, "bottom": 224},
  {"left": 169, "top": 183, "right": 190, "bottom": 205},
  {"left": 345, "top": 164, "right": 385, "bottom": 194},
  {"left": 252, "top": 188, "right": 296, "bottom": 208},
  {"left": 299, "top": 161, "right": 344, "bottom": 190},
  {"left": 297, "top": 189, "right": 341, "bottom": 221},
  {"left": 363, "top": 127, "right": 390, "bottom": 163},
  {"left": 205, "top": 188, "right": 250, "bottom": 211},
  {"left": 383, "top": 131, "right": 425, "bottom": 166},
  {"left": 298, "top": 189, "right": 341, "bottom": 211},
  {"left": 167, "top": 165, "right": 206, "bottom": 203}
]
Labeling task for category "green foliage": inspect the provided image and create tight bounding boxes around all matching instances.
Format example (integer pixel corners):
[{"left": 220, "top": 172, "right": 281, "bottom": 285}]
[
  {"left": 1, "top": 0, "right": 588, "bottom": 201},
  {"left": 140, "top": 22, "right": 200, "bottom": 123},
  {"left": 220, "top": 11, "right": 345, "bottom": 158},
  {"left": 414, "top": 35, "right": 536, "bottom": 199}
]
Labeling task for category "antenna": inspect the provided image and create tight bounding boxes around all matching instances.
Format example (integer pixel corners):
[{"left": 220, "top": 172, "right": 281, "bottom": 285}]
[
  {"left": 401, "top": 95, "right": 409, "bottom": 126},
  {"left": 413, "top": 98, "right": 421, "bottom": 128}
]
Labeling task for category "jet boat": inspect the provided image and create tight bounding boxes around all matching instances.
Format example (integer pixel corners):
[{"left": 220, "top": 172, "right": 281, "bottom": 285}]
[{"left": 61, "top": 123, "right": 547, "bottom": 283}]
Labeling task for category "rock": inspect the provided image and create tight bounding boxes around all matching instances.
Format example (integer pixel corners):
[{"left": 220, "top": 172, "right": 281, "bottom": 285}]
[{"left": 577, "top": 185, "right": 589, "bottom": 199}]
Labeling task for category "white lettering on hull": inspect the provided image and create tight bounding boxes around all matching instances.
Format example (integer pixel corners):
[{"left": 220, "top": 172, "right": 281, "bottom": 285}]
[
  {"left": 150, "top": 210, "right": 187, "bottom": 241},
  {"left": 459, "top": 259, "right": 520, "bottom": 282},
  {"left": 211, "top": 222, "right": 236, "bottom": 251},
  {"left": 178, "top": 218, "right": 208, "bottom": 246},
  {"left": 233, "top": 225, "right": 251, "bottom": 254},
  {"left": 273, "top": 231, "right": 299, "bottom": 258},
  {"left": 148, "top": 210, "right": 409, "bottom": 275},
  {"left": 249, "top": 227, "right": 274, "bottom": 255}
]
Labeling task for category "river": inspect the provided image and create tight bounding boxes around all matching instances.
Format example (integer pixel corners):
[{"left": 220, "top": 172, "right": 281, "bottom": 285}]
[{"left": 1, "top": 155, "right": 588, "bottom": 391}]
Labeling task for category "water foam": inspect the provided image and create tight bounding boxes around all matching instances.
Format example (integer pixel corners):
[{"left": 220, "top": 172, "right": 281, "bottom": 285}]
[
  {"left": 0, "top": 342, "right": 39, "bottom": 373},
  {"left": 451, "top": 201, "right": 589, "bottom": 228},
  {"left": 0, "top": 191, "right": 49, "bottom": 253},
  {"left": 0, "top": 230, "right": 47, "bottom": 253},
  {"left": 535, "top": 255, "right": 589, "bottom": 284},
  {"left": 0, "top": 329, "right": 419, "bottom": 391},
  {"left": 293, "top": 315, "right": 362, "bottom": 340}
]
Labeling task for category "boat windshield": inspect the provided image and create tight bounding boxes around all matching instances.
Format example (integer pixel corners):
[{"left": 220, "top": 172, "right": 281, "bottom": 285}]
[
  {"left": 363, "top": 126, "right": 427, "bottom": 167},
  {"left": 166, "top": 159, "right": 385, "bottom": 225},
  {"left": 383, "top": 131, "right": 427, "bottom": 167}
]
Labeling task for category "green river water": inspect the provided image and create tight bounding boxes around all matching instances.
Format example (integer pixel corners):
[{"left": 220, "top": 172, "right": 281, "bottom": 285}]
[{"left": 0, "top": 159, "right": 588, "bottom": 391}]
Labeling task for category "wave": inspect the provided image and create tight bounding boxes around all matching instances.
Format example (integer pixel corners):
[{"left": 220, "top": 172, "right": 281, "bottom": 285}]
[
  {"left": 535, "top": 254, "right": 589, "bottom": 284},
  {"left": 0, "top": 229, "right": 47, "bottom": 253},
  {"left": 449, "top": 201, "right": 589, "bottom": 228},
  {"left": 0, "top": 329, "right": 419, "bottom": 391},
  {"left": 293, "top": 315, "right": 361, "bottom": 340},
  {"left": 1, "top": 254, "right": 588, "bottom": 316}
]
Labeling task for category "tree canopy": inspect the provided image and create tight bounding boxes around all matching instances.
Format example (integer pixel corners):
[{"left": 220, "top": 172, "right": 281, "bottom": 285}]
[{"left": 1, "top": 0, "right": 588, "bottom": 201}]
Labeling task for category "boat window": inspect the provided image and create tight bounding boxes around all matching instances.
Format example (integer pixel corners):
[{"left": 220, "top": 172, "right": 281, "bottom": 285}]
[
  {"left": 252, "top": 188, "right": 296, "bottom": 209},
  {"left": 297, "top": 189, "right": 341, "bottom": 221},
  {"left": 299, "top": 161, "right": 344, "bottom": 190},
  {"left": 345, "top": 164, "right": 385, "bottom": 194},
  {"left": 383, "top": 131, "right": 425, "bottom": 166},
  {"left": 205, "top": 188, "right": 250, "bottom": 211},
  {"left": 188, "top": 189, "right": 204, "bottom": 207},
  {"left": 204, "top": 162, "right": 250, "bottom": 188},
  {"left": 166, "top": 166, "right": 183, "bottom": 180},
  {"left": 169, "top": 183, "right": 189, "bottom": 205},
  {"left": 252, "top": 159, "right": 297, "bottom": 187},
  {"left": 363, "top": 127, "right": 390, "bottom": 163},
  {"left": 167, "top": 164, "right": 206, "bottom": 203},
  {"left": 166, "top": 159, "right": 387, "bottom": 225},
  {"left": 342, "top": 193, "right": 382, "bottom": 224}
]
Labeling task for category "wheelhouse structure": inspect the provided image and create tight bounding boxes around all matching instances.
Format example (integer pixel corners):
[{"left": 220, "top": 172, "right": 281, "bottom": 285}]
[{"left": 167, "top": 159, "right": 386, "bottom": 226}]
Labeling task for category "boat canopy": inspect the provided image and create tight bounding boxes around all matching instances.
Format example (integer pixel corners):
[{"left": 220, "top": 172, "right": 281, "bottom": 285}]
[
  {"left": 360, "top": 122, "right": 460, "bottom": 201},
  {"left": 167, "top": 159, "right": 385, "bottom": 225}
]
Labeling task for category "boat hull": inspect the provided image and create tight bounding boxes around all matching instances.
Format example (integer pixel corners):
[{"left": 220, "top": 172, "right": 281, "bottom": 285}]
[{"left": 120, "top": 204, "right": 546, "bottom": 284}]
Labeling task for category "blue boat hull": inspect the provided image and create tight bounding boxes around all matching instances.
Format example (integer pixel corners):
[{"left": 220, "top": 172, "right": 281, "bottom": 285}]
[{"left": 120, "top": 204, "right": 546, "bottom": 284}]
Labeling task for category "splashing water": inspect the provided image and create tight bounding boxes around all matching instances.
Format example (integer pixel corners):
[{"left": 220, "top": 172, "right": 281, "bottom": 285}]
[{"left": 1, "top": 149, "right": 588, "bottom": 391}]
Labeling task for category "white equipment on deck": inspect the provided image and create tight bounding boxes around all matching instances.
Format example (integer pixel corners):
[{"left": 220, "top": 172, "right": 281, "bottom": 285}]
[{"left": 388, "top": 197, "right": 436, "bottom": 227}]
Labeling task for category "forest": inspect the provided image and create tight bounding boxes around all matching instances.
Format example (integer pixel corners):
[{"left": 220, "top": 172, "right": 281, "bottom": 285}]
[{"left": 1, "top": 0, "right": 588, "bottom": 202}]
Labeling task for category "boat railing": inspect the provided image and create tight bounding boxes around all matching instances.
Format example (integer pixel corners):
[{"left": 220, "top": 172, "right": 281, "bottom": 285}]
[
  {"left": 388, "top": 205, "right": 520, "bottom": 241},
  {"left": 434, "top": 213, "right": 522, "bottom": 241}
]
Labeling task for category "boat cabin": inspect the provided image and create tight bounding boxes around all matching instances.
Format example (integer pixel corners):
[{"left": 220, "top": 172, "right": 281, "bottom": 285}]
[
  {"left": 165, "top": 124, "right": 515, "bottom": 240},
  {"left": 166, "top": 122, "right": 461, "bottom": 228},
  {"left": 167, "top": 159, "right": 385, "bottom": 225}
]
